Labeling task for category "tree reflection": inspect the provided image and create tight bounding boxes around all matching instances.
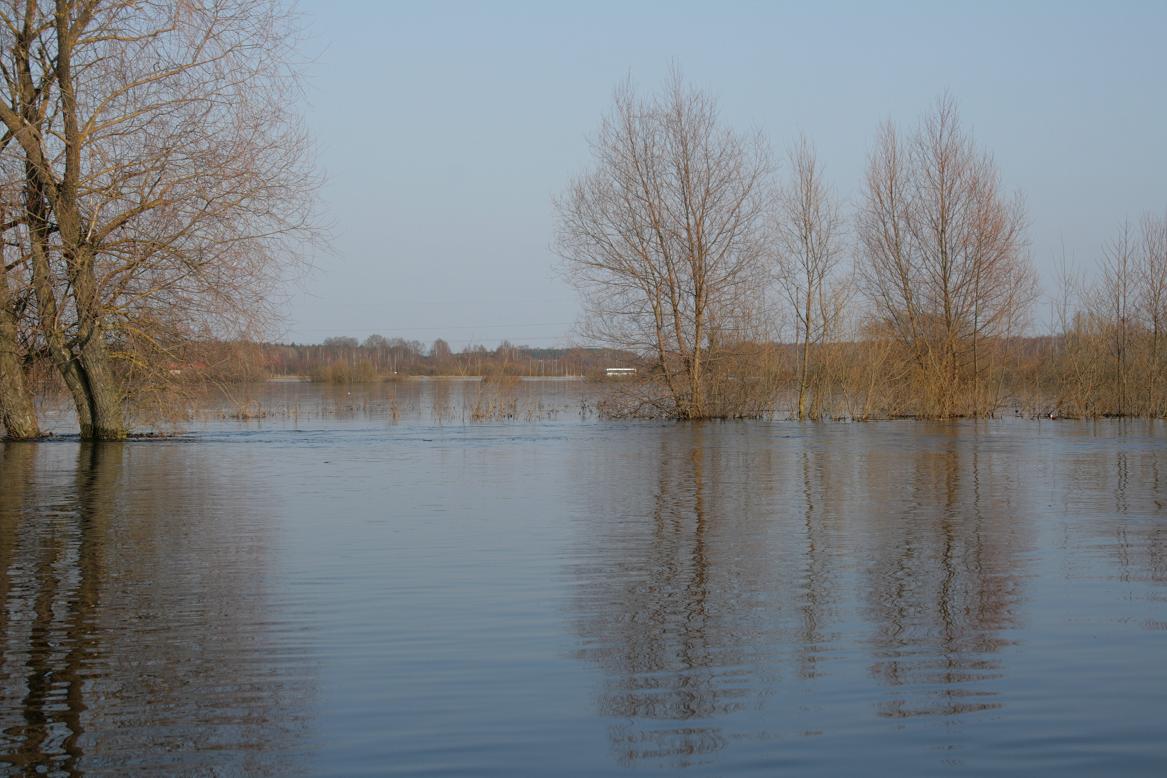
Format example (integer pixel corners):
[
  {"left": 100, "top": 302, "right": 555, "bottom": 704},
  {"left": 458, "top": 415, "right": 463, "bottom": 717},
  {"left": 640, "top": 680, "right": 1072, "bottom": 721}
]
[
  {"left": 571, "top": 425, "right": 825, "bottom": 767},
  {"left": 1113, "top": 443, "right": 1167, "bottom": 586},
  {"left": 1060, "top": 429, "right": 1167, "bottom": 588},
  {"left": 570, "top": 422, "right": 1035, "bottom": 769},
  {"left": 862, "top": 426, "right": 1026, "bottom": 719},
  {"left": 0, "top": 441, "right": 311, "bottom": 774},
  {"left": 796, "top": 446, "right": 842, "bottom": 681},
  {"left": 573, "top": 426, "right": 725, "bottom": 766}
]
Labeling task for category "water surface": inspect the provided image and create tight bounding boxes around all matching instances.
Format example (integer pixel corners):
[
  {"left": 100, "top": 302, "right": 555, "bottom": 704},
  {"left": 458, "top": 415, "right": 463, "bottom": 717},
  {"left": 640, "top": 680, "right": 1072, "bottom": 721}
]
[{"left": 2, "top": 382, "right": 1165, "bottom": 775}]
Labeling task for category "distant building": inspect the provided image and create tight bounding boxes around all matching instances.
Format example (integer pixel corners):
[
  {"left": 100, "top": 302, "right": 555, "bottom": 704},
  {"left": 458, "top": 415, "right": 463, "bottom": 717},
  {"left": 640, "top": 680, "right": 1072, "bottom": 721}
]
[{"left": 605, "top": 367, "right": 637, "bottom": 377}]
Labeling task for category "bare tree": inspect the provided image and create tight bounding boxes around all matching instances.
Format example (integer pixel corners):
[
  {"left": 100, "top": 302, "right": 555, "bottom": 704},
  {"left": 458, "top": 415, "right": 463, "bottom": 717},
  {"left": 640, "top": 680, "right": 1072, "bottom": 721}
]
[
  {"left": 1095, "top": 222, "right": 1137, "bottom": 415},
  {"left": 1050, "top": 212, "right": 1167, "bottom": 418},
  {"left": 772, "top": 136, "right": 845, "bottom": 419},
  {"left": 1137, "top": 210, "right": 1167, "bottom": 409},
  {"left": 0, "top": 0, "right": 316, "bottom": 439},
  {"left": 555, "top": 73, "right": 771, "bottom": 419},
  {"left": 857, "top": 95, "right": 1033, "bottom": 417},
  {"left": 1072, "top": 212, "right": 1167, "bottom": 417}
]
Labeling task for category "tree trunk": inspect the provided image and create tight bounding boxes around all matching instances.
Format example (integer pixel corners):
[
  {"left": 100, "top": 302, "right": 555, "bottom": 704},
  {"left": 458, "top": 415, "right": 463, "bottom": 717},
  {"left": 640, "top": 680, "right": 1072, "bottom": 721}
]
[
  {"left": 0, "top": 311, "right": 39, "bottom": 440},
  {"left": 76, "top": 342, "right": 125, "bottom": 440},
  {"left": 689, "top": 302, "right": 704, "bottom": 419},
  {"left": 689, "top": 349, "right": 703, "bottom": 419},
  {"left": 798, "top": 286, "right": 814, "bottom": 420},
  {"left": 23, "top": 170, "right": 107, "bottom": 440},
  {"left": 0, "top": 212, "right": 40, "bottom": 439},
  {"left": 70, "top": 252, "right": 125, "bottom": 440},
  {"left": 52, "top": 2, "right": 126, "bottom": 441}
]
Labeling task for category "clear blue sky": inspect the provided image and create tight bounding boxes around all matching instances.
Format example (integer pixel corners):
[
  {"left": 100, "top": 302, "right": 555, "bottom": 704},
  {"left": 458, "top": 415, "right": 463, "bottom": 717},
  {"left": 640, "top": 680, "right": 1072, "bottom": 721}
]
[{"left": 285, "top": 0, "right": 1167, "bottom": 348}]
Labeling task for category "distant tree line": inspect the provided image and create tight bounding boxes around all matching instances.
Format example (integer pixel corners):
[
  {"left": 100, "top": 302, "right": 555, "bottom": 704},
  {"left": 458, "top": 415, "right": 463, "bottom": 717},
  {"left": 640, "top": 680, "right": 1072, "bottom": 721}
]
[
  {"left": 554, "top": 71, "right": 1167, "bottom": 420},
  {"left": 165, "top": 337, "right": 639, "bottom": 385}
]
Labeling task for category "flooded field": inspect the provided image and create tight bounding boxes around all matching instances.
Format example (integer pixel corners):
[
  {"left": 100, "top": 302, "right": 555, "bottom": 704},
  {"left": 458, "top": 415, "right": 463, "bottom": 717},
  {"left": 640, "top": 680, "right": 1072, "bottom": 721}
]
[{"left": 1, "top": 382, "right": 1165, "bottom": 775}]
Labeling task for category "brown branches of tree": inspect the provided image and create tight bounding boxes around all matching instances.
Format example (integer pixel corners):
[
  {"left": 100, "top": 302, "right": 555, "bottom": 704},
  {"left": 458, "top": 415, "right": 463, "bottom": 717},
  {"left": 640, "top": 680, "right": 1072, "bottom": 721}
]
[
  {"left": 857, "top": 95, "right": 1035, "bottom": 417},
  {"left": 1055, "top": 211, "right": 1167, "bottom": 417},
  {"left": 0, "top": 0, "right": 317, "bottom": 440},
  {"left": 772, "top": 137, "right": 846, "bottom": 419},
  {"left": 554, "top": 72, "right": 771, "bottom": 419}
]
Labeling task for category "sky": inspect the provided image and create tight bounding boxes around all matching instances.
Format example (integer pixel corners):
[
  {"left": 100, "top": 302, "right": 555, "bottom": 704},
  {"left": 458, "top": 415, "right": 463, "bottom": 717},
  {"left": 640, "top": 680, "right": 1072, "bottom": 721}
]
[{"left": 284, "top": 0, "right": 1167, "bottom": 349}]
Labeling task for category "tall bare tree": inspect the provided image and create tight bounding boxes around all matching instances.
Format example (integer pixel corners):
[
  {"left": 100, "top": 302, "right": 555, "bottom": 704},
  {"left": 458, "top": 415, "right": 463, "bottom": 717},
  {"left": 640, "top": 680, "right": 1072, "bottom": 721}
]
[
  {"left": 555, "top": 73, "right": 771, "bottom": 419},
  {"left": 857, "top": 95, "right": 1033, "bottom": 416},
  {"left": 0, "top": 0, "right": 315, "bottom": 439},
  {"left": 1095, "top": 222, "right": 1137, "bottom": 415},
  {"left": 772, "top": 136, "right": 845, "bottom": 419}
]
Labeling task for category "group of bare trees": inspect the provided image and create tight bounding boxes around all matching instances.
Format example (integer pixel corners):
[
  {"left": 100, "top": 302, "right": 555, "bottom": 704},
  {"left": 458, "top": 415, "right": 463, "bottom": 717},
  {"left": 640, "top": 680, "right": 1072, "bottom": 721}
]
[
  {"left": 556, "top": 77, "right": 1055, "bottom": 419},
  {"left": 0, "top": 0, "right": 313, "bottom": 440},
  {"left": 1043, "top": 211, "right": 1167, "bottom": 416}
]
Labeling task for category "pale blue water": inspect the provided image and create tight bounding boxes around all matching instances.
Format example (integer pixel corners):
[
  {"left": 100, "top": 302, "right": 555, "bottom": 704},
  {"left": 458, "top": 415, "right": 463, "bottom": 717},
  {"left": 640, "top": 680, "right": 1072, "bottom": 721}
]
[{"left": 1, "top": 383, "right": 1165, "bottom": 775}]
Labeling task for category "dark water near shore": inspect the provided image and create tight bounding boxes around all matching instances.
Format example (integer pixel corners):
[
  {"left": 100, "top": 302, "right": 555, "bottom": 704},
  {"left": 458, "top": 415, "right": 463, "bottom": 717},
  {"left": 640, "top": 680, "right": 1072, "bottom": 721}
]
[{"left": 2, "top": 382, "right": 1165, "bottom": 775}]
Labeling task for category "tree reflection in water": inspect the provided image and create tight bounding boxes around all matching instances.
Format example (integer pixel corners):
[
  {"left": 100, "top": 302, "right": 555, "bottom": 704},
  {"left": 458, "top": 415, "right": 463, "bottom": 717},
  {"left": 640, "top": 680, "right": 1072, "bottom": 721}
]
[
  {"left": 571, "top": 425, "right": 812, "bottom": 767},
  {"left": 572, "top": 426, "right": 725, "bottom": 766},
  {"left": 1066, "top": 430, "right": 1167, "bottom": 587},
  {"left": 861, "top": 426, "right": 1027, "bottom": 719},
  {"left": 0, "top": 441, "right": 311, "bottom": 775},
  {"left": 569, "top": 423, "right": 1036, "bottom": 767}
]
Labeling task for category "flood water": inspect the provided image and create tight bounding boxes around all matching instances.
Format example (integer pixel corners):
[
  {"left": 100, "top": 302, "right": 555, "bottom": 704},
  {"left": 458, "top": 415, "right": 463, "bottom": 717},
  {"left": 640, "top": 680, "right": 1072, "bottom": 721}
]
[{"left": 1, "top": 382, "right": 1165, "bottom": 775}]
